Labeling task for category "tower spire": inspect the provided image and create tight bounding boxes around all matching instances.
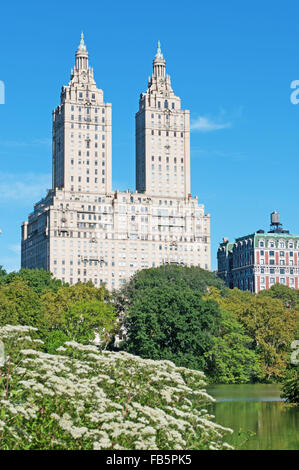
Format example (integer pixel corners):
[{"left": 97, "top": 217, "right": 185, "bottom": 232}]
[
  {"left": 155, "top": 40, "right": 164, "bottom": 60},
  {"left": 153, "top": 40, "right": 166, "bottom": 78},
  {"left": 75, "top": 31, "right": 89, "bottom": 71},
  {"left": 156, "top": 40, "right": 162, "bottom": 58},
  {"left": 78, "top": 31, "right": 87, "bottom": 52}
]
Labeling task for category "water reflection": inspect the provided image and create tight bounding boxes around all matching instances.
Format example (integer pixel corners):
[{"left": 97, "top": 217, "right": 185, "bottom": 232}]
[{"left": 206, "top": 384, "right": 299, "bottom": 450}]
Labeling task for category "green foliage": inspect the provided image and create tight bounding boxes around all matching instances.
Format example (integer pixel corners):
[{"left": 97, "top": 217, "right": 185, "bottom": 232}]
[
  {"left": 122, "top": 284, "right": 221, "bottom": 371},
  {"left": 0, "top": 265, "right": 297, "bottom": 388},
  {"left": 259, "top": 283, "right": 299, "bottom": 310},
  {"left": 280, "top": 365, "right": 299, "bottom": 404},
  {"left": 43, "top": 330, "right": 71, "bottom": 354},
  {"left": 40, "top": 282, "right": 111, "bottom": 329},
  {"left": 0, "top": 270, "right": 116, "bottom": 352},
  {"left": 206, "top": 287, "right": 299, "bottom": 381},
  {"left": 115, "top": 265, "right": 226, "bottom": 315},
  {"left": 118, "top": 267, "right": 299, "bottom": 383},
  {"left": 0, "top": 268, "right": 63, "bottom": 295},
  {"left": 61, "top": 300, "right": 116, "bottom": 345},
  {"left": 0, "top": 279, "right": 42, "bottom": 327},
  {"left": 205, "top": 309, "right": 262, "bottom": 383},
  {"left": 0, "top": 266, "right": 7, "bottom": 278}
]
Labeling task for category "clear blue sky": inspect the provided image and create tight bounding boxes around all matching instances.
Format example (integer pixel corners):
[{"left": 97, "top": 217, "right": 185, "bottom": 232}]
[{"left": 1, "top": 0, "right": 299, "bottom": 272}]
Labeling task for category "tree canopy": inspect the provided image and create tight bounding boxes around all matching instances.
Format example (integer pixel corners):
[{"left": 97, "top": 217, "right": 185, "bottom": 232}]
[
  {"left": 0, "top": 266, "right": 298, "bottom": 384},
  {"left": 205, "top": 287, "right": 298, "bottom": 381},
  {"left": 122, "top": 284, "right": 221, "bottom": 370},
  {"left": 115, "top": 265, "right": 226, "bottom": 315},
  {"left": 204, "top": 308, "right": 262, "bottom": 383},
  {"left": 0, "top": 269, "right": 116, "bottom": 352},
  {"left": 0, "top": 268, "right": 63, "bottom": 295}
]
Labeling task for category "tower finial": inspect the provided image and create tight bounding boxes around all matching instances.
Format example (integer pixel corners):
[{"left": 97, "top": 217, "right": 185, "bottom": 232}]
[
  {"left": 155, "top": 40, "right": 163, "bottom": 59},
  {"left": 78, "top": 31, "right": 87, "bottom": 52}
]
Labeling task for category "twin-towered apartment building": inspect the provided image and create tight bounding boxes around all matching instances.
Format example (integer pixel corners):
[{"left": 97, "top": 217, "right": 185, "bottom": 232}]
[{"left": 21, "top": 34, "right": 211, "bottom": 291}]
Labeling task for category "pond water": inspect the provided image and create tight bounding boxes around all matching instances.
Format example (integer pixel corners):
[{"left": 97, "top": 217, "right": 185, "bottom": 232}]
[{"left": 206, "top": 384, "right": 299, "bottom": 450}]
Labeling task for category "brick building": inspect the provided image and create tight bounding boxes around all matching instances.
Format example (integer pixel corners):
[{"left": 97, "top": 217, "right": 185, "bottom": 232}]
[{"left": 217, "top": 212, "right": 299, "bottom": 293}]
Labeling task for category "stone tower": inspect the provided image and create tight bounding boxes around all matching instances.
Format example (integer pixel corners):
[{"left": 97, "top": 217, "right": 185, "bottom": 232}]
[
  {"left": 136, "top": 41, "right": 190, "bottom": 198},
  {"left": 52, "top": 33, "right": 112, "bottom": 194}
]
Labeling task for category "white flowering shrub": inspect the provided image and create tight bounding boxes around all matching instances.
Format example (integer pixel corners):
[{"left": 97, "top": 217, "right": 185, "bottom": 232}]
[{"left": 0, "top": 325, "right": 233, "bottom": 450}]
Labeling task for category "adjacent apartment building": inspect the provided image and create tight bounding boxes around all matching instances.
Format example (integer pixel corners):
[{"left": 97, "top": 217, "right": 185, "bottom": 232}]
[
  {"left": 217, "top": 212, "right": 299, "bottom": 293},
  {"left": 21, "top": 34, "right": 211, "bottom": 290}
]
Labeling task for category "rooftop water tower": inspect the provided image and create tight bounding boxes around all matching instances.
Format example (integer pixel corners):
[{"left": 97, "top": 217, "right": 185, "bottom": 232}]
[
  {"left": 269, "top": 211, "right": 289, "bottom": 233},
  {"left": 271, "top": 211, "right": 281, "bottom": 228}
]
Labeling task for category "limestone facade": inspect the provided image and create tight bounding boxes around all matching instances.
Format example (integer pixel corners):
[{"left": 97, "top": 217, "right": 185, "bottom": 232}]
[{"left": 21, "top": 35, "right": 211, "bottom": 290}]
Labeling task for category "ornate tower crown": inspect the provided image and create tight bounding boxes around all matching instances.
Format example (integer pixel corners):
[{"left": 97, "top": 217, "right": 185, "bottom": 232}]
[
  {"left": 153, "top": 40, "right": 166, "bottom": 79},
  {"left": 75, "top": 31, "right": 89, "bottom": 71}
]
